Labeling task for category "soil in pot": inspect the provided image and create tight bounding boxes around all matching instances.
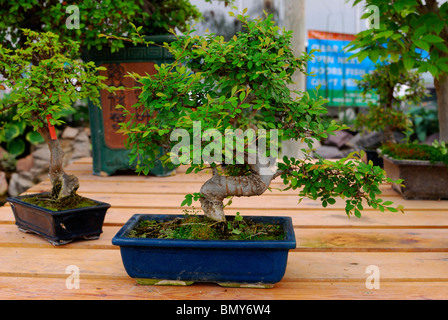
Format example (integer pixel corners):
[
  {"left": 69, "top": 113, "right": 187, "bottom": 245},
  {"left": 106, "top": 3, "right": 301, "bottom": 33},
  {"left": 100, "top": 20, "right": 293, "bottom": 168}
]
[
  {"left": 127, "top": 210, "right": 286, "bottom": 241},
  {"left": 21, "top": 193, "right": 98, "bottom": 211}
]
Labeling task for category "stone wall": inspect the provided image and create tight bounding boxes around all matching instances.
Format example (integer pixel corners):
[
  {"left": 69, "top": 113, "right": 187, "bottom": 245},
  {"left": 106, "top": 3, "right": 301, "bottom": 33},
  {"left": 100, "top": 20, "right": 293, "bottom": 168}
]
[{"left": 1, "top": 126, "right": 92, "bottom": 197}]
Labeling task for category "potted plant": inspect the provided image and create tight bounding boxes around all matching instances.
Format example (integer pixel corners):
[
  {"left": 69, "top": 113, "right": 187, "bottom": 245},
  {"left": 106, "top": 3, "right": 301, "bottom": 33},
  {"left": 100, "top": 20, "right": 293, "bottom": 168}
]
[
  {"left": 379, "top": 141, "right": 448, "bottom": 200},
  {"left": 110, "top": 12, "right": 402, "bottom": 288},
  {"left": 0, "top": 30, "right": 113, "bottom": 245},
  {"left": 0, "top": 0, "right": 234, "bottom": 176},
  {"left": 346, "top": 0, "right": 448, "bottom": 200},
  {"left": 353, "top": 64, "right": 446, "bottom": 200},
  {"left": 354, "top": 65, "right": 447, "bottom": 199},
  {"left": 354, "top": 63, "right": 426, "bottom": 167}
]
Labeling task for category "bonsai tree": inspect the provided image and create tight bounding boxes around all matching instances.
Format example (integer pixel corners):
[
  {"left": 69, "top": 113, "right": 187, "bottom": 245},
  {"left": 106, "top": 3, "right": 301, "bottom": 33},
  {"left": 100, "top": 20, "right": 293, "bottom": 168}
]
[
  {"left": 355, "top": 63, "right": 427, "bottom": 144},
  {"left": 348, "top": 0, "right": 448, "bottom": 143},
  {"left": 0, "top": 0, "right": 234, "bottom": 53},
  {"left": 115, "top": 12, "right": 402, "bottom": 221},
  {"left": 0, "top": 29, "right": 112, "bottom": 202}
]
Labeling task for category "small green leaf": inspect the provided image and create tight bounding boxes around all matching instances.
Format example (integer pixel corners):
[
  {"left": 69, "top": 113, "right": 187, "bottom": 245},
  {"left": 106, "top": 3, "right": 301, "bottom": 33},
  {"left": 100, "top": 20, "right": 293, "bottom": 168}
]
[
  {"left": 422, "top": 34, "right": 444, "bottom": 43},
  {"left": 6, "top": 139, "right": 25, "bottom": 157},
  {"left": 26, "top": 131, "right": 45, "bottom": 145},
  {"left": 403, "top": 56, "right": 415, "bottom": 70},
  {"left": 415, "top": 40, "right": 430, "bottom": 52},
  {"left": 3, "top": 124, "right": 20, "bottom": 142}
]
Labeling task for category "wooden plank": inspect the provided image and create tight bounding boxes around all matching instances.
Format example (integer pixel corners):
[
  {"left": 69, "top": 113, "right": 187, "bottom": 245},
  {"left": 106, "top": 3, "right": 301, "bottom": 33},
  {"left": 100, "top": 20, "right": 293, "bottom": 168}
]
[
  {"left": 0, "top": 247, "right": 127, "bottom": 280},
  {"left": 1, "top": 247, "right": 448, "bottom": 282},
  {"left": 1, "top": 277, "right": 447, "bottom": 300},
  {"left": 0, "top": 225, "right": 119, "bottom": 249},
  {"left": 1, "top": 157, "right": 448, "bottom": 300},
  {"left": 2, "top": 204, "right": 448, "bottom": 228},
  {"left": 295, "top": 228, "right": 448, "bottom": 252},
  {"left": 284, "top": 252, "right": 448, "bottom": 282},
  {"left": 16, "top": 192, "right": 447, "bottom": 211},
  {"left": 1, "top": 224, "right": 448, "bottom": 252},
  {"left": 26, "top": 179, "right": 400, "bottom": 197}
]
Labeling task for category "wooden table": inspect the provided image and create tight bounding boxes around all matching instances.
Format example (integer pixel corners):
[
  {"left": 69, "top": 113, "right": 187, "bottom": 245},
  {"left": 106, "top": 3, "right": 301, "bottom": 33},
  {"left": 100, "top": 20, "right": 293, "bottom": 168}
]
[{"left": 1, "top": 157, "right": 448, "bottom": 300}]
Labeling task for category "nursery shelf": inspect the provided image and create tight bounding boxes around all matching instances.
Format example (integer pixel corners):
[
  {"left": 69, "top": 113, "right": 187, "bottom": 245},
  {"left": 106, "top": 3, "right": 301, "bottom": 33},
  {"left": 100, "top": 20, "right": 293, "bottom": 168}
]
[{"left": 1, "top": 157, "right": 448, "bottom": 300}]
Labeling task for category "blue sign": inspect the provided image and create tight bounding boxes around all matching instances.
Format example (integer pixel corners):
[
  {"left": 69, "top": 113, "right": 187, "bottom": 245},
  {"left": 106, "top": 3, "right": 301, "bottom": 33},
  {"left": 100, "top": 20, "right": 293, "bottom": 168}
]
[{"left": 306, "top": 33, "right": 377, "bottom": 107}]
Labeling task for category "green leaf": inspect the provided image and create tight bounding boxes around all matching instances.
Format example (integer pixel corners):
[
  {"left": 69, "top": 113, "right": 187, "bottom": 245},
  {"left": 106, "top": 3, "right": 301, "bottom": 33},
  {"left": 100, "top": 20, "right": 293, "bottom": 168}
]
[
  {"left": 231, "top": 86, "right": 238, "bottom": 96},
  {"left": 422, "top": 34, "right": 444, "bottom": 43},
  {"left": 414, "top": 40, "right": 430, "bottom": 52},
  {"left": 26, "top": 131, "right": 45, "bottom": 145},
  {"left": 232, "top": 228, "right": 242, "bottom": 235},
  {"left": 390, "top": 63, "right": 399, "bottom": 77},
  {"left": 235, "top": 212, "right": 243, "bottom": 222},
  {"left": 356, "top": 51, "right": 369, "bottom": 62},
  {"left": 403, "top": 56, "right": 415, "bottom": 70},
  {"left": 437, "top": 62, "right": 448, "bottom": 72},
  {"left": 6, "top": 139, "right": 25, "bottom": 157},
  {"left": 3, "top": 124, "right": 20, "bottom": 142},
  {"left": 239, "top": 91, "right": 246, "bottom": 102}
]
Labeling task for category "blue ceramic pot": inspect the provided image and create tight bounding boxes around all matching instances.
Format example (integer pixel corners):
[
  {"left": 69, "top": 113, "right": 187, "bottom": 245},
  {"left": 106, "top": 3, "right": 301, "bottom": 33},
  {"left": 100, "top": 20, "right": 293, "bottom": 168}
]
[{"left": 112, "top": 214, "right": 296, "bottom": 288}]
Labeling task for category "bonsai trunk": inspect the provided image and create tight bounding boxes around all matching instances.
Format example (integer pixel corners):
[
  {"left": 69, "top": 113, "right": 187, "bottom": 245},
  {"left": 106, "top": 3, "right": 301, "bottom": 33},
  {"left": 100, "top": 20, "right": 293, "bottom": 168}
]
[
  {"left": 33, "top": 113, "right": 79, "bottom": 199},
  {"left": 199, "top": 154, "right": 280, "bottom": 221},
  {"left": 435, "top": 73, "right": 448, "bottom": 143}
]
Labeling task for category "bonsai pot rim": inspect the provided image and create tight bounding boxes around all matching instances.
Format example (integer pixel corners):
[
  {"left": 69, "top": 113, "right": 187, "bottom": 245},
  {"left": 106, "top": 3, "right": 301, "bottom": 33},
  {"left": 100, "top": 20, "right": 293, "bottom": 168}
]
[
  {"left": 112, "top": 214, "right": 296, "bottom": 288},
  {"left": 377, "top": 145, "right": 448, "bottom": 167},
  {"left": 380, "top": 152, "right": 447, "bottom": 167},
  {"left": 7, "top": 192, "right": 111, "bottom": 216},
  {"left": 112, "top": 214, "right": 296, "bottom": 249},
  {"left": 7, "top": 192, "right": 111, "bottom": 245}
]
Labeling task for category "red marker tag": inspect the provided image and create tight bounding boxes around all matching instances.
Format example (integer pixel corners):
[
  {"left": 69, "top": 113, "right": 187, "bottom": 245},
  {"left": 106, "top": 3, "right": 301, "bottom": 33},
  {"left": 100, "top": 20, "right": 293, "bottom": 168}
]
[{"left": 46, "top": 114, "right": 57, "bottom": 140}]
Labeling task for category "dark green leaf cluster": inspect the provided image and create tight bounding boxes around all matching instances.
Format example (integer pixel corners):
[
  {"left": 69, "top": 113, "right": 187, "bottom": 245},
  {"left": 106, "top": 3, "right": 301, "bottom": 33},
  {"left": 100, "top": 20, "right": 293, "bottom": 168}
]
[
  {"left": 355, "top": 64, "right": 426, "bottom": 139},
  {"left": 0, "top": 0, "right": 234, "bottom": 53},
  {"left": 0, "top": 29, "right": 110, "bottom": 132},
  {"left": 348, "top": 0, "right": 448, "bottom": 78},
  {"left": 116, "top": 12, "right": 403, "bottom": 217},
  {"left": 120, "top": 13, "right": 337, "bottom": 174},
  {"left": 0, "top": 93, "right": 44, "bottom": 159},
  {"left": 278, "top": 153, "right": 403, "bottom": 217}
]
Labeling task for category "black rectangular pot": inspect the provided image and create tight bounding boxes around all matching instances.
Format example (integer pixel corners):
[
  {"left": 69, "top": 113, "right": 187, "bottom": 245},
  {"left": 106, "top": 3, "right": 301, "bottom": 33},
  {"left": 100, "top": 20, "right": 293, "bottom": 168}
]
[
  {"left": 382, "top": 154, "right": 448, "bottom": 200},
  {"left": 7, "top": 192, "right": 110, "bottom": 245},
  {"left": 112, "top": 214, "right": 296, "bottom": 288}
]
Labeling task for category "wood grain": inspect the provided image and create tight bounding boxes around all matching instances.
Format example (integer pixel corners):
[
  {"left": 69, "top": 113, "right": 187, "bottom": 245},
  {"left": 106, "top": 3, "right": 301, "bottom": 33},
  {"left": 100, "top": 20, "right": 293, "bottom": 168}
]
[{"left": 1, "top": 157, "right": 447, "bottom": 300}]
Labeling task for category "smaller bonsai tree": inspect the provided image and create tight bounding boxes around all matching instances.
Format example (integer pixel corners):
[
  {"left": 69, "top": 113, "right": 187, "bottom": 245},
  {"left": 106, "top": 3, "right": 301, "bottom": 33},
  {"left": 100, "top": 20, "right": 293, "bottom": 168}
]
[
  {"left": 355, "top": 63, "right": 427, "bottom": 144},
  {"left": 0, "top": 29, "right": 112, "bottom": 202},
  {"left": 114, "top": 12, "right": 403, "bottom": 221}
]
